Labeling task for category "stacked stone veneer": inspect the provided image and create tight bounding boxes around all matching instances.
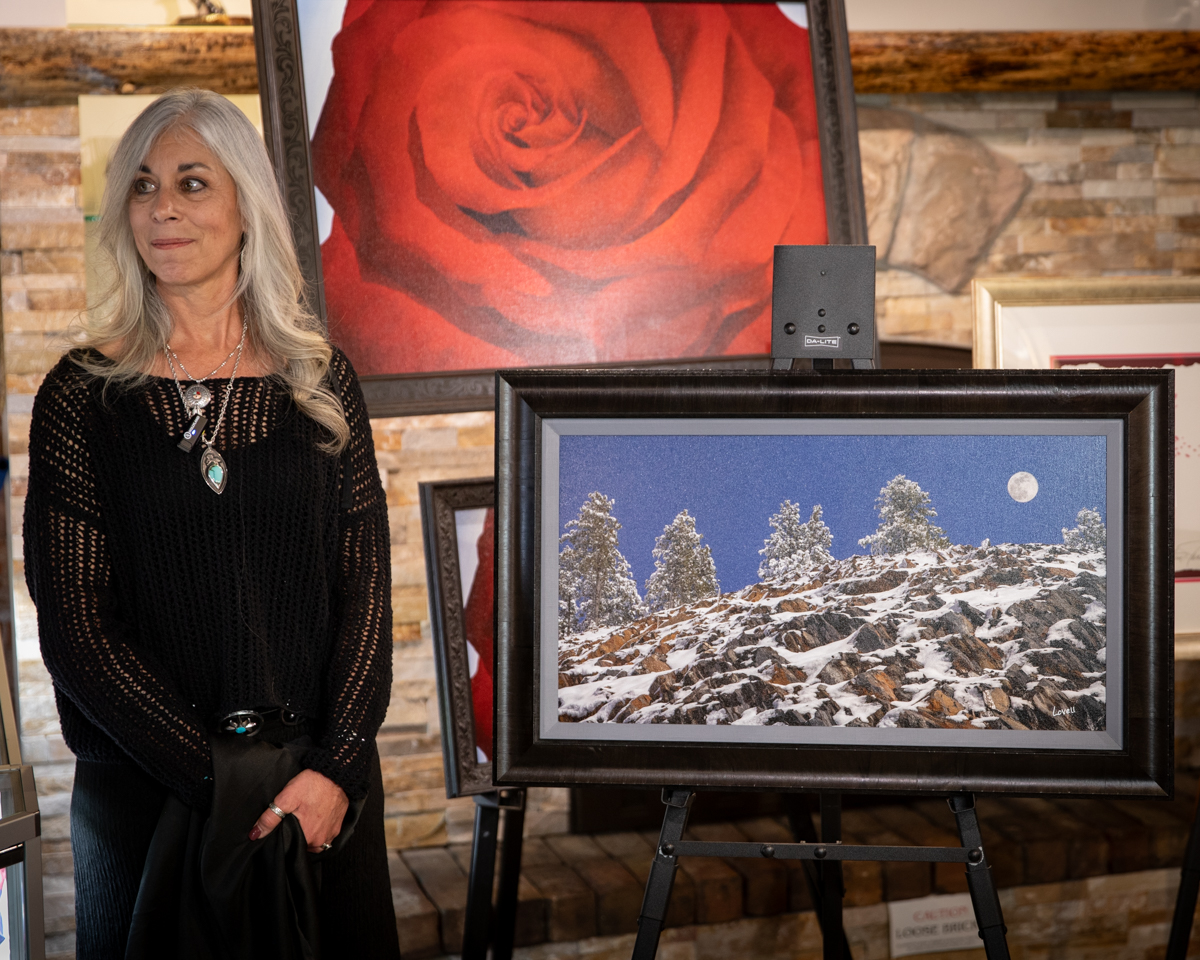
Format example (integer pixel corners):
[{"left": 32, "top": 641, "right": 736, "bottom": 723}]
[
  {"left": 861, "top": 90, "right": 1200, "bottom": 345},
  {"left": 2, "top": 92, "right": 1198, "bottom": 958}
]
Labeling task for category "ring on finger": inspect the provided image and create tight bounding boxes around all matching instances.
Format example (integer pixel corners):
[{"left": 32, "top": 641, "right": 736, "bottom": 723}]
[
  {"left": 320, "top": 842, "right": 332, "bottom": 852},
  {"left": 268, "top": 803, "right": 287, "bottom": 819}
]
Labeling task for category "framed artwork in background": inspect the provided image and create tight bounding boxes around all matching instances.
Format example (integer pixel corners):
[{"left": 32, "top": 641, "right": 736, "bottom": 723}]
[
  {"left": 420, "top": 479, "right": 496, "bottom": 797},
  {"left": 973, "top": 276, "right": 1200, "bottom": 648},
  {"left": 494, "top": 368, "right": 1173, "bottom": 796},
  {"left": 252, "top": 0, "right": 867, "bottom": 415}
]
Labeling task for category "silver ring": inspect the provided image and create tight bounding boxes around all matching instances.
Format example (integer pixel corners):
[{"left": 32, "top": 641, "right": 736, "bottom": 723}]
[
  {"left": 268, "top": 803, "right": 287, "bottom": 819},
  {"left": 320, "top": 842, "right": 332, "bottom": 851}
]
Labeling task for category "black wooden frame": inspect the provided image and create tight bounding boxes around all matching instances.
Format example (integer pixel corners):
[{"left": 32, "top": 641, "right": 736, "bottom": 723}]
[
  {"left": 494, "top": 368, "right": 1175, "bottom": 797},
  {"left": 251, "top": 0, "right": 867, "bottom": 416},
  {"left": 420, "top": 478, "right": 496, "bottom": 798}
]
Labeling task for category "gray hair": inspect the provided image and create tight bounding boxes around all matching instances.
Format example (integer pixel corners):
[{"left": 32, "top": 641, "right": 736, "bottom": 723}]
[{"left": 76, "top": 87, "right": 348, "bottom": 453}]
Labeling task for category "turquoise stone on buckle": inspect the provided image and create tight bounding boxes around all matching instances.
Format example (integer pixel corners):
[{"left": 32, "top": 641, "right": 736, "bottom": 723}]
[{"left": 220, "top": 711, "right": 262, "bottom": 736}]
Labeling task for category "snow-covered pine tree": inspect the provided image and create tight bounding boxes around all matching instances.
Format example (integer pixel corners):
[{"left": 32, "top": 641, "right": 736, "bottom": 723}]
[
  {"left": 858, "top": 475, "right": 950, "bottom": 556},
  {"left": 1062, "top": 507, "right": 1106, "bottom": 552},
  {"left": 644, "top": 509, "right": 720, "bottom": 611},
  {"left": 558, "top": 492, "right": 646, "bottom": 638},
  {"left": 758, "top": 502, "right": 834, "bottom": 582}
]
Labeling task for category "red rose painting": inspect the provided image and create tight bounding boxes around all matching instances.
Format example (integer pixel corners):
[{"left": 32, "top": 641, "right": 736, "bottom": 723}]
[{"left": 311, "top": 1, "right": 827, "bottom": 376}]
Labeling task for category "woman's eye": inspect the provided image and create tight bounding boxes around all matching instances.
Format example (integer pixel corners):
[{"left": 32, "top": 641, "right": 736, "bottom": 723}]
[
  {"left": 132, "top": 179, "right": 155, "bottom": 196},
  {"left": 180, "top": 177, "right": 206, "bottom": 192}
]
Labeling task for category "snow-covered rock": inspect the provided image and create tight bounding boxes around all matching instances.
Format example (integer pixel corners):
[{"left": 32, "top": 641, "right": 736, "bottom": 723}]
[{"left": 557, "top": 543, "right": 1106, "bottom": 733}]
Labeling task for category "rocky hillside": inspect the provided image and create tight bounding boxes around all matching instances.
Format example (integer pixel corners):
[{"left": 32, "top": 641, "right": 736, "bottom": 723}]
[{"left": 557, "top": 543, "right": 1107, "bottom": 732}]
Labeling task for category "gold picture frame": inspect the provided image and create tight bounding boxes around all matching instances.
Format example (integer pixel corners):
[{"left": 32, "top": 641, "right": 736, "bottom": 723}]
[{"left": 972, "top": 275, "right": 1200, "bottom": 654}]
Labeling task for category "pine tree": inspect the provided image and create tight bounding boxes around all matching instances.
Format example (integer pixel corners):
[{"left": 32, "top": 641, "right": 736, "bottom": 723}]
[
  {"left": 644, "top": 510, "right": 721, "bottom": 611},
  {"left": 558, "top": 492, "right": 646, "bottom": 638},
  {"left": 758, "top": 502, "right": 834, "bottom": 582},
  {"left": 858, "top": 475, "right": 950, "bottom": 556},
  {"left": 1062, "top": 507, "right": 1106, "bottom": 552}
]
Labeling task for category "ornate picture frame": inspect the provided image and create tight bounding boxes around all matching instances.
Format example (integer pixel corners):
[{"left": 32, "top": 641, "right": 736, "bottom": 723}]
[
  {"left": 251, "top": 0, "right": 867, "bottom": 416},
  {"left": 973, "top": 275, "right": 1200, "bottom": 648},
  {"left": 420, "top": 478, "right": 496, "bottom": 798},
  {"left": 495, "top": 368, "right": 1173, "bottom": 796}
]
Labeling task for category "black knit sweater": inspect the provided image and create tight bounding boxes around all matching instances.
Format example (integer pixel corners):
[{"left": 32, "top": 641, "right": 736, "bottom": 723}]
[{"left": 23, "top": 347, "right": 392, "bottom": 809}]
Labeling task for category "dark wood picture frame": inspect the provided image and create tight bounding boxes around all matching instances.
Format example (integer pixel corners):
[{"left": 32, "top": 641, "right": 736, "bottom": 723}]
[
  {"left": 251, "top": 0, "right": 867, "bottom": 417},
  {"left": 494, "top": 368, "right": 1174, "bottom": 797},
  {"left": 420, "top": 478, "right": 496, "bottom": 798}
]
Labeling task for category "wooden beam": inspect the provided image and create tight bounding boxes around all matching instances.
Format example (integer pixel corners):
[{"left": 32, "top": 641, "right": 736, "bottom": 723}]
[
  {"left": 0, "top": 26, "right": 257, "bottom": 106},
  {"left": 851, "top": 30, "right": 1200, "bottom": 94},
  {"left": 0, "top": 26, "right": 1196, "bottom": 107}
]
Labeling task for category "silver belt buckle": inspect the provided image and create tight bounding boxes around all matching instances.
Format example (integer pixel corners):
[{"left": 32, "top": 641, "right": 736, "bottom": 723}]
[{"left": 220, "top": 710, "right": 263, "bottom": 736}]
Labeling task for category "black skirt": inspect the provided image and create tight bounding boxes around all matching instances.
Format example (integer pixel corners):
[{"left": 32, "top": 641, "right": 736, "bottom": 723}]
[{"left": 70, "top": 745, "right": 400, "bottom": 960}]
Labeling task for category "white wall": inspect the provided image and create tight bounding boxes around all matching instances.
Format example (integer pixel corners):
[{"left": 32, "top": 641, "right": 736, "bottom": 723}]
[
  {"left": 64, "top": 0, "right": 252, "bottom": 25},
  {"left": 5, "top": 0, "right": 1198, "bottom": 31},
  {"left": 0, "top": 0, "right": 251, "bottom": 26},
  {"left": 844, "top": 0, "right": 1200, "bottom": 30},
  {"left": 0, "top": 0, "right": 66, "bottom": 26}
]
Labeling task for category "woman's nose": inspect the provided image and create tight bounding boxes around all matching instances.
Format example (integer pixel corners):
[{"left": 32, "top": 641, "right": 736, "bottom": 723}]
[{"left": 150, "top": 192, "right": 178, "bottom": 221}]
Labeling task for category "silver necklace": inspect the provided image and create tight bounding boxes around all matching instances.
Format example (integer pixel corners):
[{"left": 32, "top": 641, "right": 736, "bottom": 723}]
[
  {"left": 166, "top": 338, "right": 239, "bottom": 382},
  {"left": 164, "top": 319, "right": 247, "bottom": 495}
]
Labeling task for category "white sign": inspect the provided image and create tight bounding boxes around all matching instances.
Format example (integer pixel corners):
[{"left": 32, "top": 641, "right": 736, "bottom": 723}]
[{"left": 888, "top": 892, "right": 979, "bottom": 958}]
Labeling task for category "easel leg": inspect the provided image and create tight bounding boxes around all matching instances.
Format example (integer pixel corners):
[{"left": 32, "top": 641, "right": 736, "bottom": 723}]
[
  {"left": 820, "top": 793, "right": 846, "bottom": 960},
  {"left": 1166, "top": 783, "right": 1200, "bottom": 960},
  {"left": 461, "top": 792, "right": 501, "bottom": 960},
  {"left": 948, "top": 794, "right": 1010, "bottom": 960},
  {"left": 630, "top": 788, "right": 695, "bottom": 960},
  {"left": 784, "top": 795, "right": 853, "bottom": 959},
  {"left": 492, "top": 789, "right": 527, "bottom": 960}
]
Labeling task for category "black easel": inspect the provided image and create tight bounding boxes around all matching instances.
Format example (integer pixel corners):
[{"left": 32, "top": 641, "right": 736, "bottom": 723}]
[
  {"left": 631, "top": 788, "right": 1009, "bottom": 960},
  {"left": 461, "top": 787, "right": 526, "bottom": 960},
  {"left": 626, "top": 245, "right": 1012, "bottom": 960},
  {"left": 1164, "top": 784, "right": 1200, "bottom": 959}
]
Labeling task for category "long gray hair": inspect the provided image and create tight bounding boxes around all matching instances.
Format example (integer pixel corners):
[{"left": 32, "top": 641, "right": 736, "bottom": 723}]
[{"left": 76, "top": 87, "right": 349, "bottom": 453}]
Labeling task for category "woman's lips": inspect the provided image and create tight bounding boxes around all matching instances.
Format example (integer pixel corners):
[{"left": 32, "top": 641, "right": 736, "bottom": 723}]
[{"left": 151, "top": 239, "right": 194, "bottom": 249}]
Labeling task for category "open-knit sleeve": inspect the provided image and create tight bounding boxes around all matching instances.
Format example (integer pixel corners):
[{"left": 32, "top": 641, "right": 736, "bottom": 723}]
[
  {"left": 300, "top": 349, "right": 393, "bottom": 800},
  {"left": 23, "top": 363, "right": 214, "bottom": 808}
]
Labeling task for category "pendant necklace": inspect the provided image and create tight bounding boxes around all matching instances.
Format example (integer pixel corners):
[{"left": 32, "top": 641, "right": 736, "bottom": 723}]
[{"left": 164, "top": 318, "right": 247, "bottom": 495}]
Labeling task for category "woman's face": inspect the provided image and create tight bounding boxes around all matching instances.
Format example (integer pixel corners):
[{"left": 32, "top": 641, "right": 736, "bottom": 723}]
[{"left": 129, "top": 126, "right": 242, "bottom": 291}]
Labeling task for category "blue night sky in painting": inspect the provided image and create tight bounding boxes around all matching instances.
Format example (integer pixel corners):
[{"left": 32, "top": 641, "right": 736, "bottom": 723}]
[{"left": 557, "top": 433, "right": 1108, "bottom": 593}]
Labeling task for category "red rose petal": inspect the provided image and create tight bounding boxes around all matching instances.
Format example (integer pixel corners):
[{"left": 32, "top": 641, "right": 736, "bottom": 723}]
[
  {"left": 312, "top": 0, "right": 426, "bottom": 220},
  {"left": 478, "top": 1, "right": 674, "bottom": 150},
  {"left": 323, "top": 218, "right": 528, "bottom": 374}
]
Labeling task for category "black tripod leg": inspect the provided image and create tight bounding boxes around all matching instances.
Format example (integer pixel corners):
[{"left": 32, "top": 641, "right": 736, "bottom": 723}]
[
  {"left": 949, "top": 794, "right": 1010, "bottom": 960},
  {"left": 493, "top": 790, "right": 527, "bottom": 960},
  {"left": 461, "top": 793, "right": 501, "bottom": 960},
  {"left": 820, "top": 793, "right": 846, "bottom": 960},
  {"left": 1166, "top": 783, "right": 1200, "bottom": 960},
  {"left": 631, "top": 788, "right": 695, "bottom": 960},
  {"left": 785, "top": 795, "right": 853, "bottom": 960}
]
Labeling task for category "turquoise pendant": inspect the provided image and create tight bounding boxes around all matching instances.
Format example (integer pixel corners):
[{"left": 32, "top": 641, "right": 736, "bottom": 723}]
[{"left": 200, "top": 447, "right": 228, "bottom": 495}]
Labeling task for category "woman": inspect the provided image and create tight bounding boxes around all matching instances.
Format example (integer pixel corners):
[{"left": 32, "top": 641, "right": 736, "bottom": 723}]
[{"left": 23, "top": 89, "right": 400, "bottom": 958}]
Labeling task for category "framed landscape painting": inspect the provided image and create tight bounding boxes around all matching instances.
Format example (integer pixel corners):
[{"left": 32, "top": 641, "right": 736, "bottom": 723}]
[
  {"left": 252, "top": 0, "right": 866, "bottom": 414},
  {"left": 973, "top": 276, "right": 1200, "bottom": 647},
  {"left": 495, "top": 369, "right": 1173, "bottom": 796},
  {"left": 420, "top": 478, "right": 496, "bottom": 797}
]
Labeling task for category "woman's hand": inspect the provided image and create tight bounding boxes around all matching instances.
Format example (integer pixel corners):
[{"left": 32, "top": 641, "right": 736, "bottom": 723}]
[{"left": 249, "top": 769, "right": 349, "bottom": 853}]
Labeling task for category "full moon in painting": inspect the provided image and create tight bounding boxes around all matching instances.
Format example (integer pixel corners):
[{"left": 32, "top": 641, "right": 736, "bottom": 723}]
[{"left": 1008, "top": 471, "right": 1039, "bottom": 503}]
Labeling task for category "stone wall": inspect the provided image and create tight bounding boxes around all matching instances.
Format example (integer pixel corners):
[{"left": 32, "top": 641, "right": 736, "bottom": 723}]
[
  {"left": 860, "top": 90, "right": 1200, "bottom": 345},
  {"left": 2, "top": 90, "right": 1199, "bottom": 958}
]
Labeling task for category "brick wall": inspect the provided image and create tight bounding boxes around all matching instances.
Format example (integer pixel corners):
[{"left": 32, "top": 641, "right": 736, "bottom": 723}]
[{"left": 2, "top": 91, "right": 1199, "bottom": 957}]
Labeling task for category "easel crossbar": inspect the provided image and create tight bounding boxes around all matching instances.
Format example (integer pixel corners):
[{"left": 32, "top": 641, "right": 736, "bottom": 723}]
[{"left": 668, "top": 839, "right": 978, "bottom": 864}]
